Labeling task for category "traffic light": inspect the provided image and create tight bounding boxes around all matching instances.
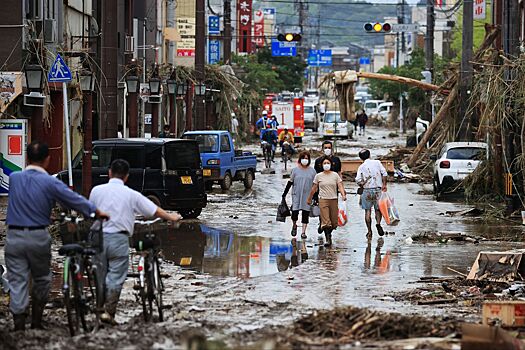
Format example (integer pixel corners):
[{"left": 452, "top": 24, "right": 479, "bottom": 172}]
[
  {"left": 364, "top": 22, "right": 392, "bottom": 33},
  {"left": 277, "top": 33, "right": 302, "bottom": 42}
]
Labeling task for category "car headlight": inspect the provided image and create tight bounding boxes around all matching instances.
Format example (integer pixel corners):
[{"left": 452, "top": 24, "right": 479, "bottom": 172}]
[{"left": 207, "top": 159, "right": 220, "bottom": 165}]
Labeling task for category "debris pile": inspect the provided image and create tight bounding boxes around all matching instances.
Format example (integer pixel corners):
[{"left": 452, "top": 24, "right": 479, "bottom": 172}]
[
  {"left": 410, "top": 231, "right": 484, "bottom": 244},
  {"left": 290, "top": 306, "right": 458, "bottom": 346}
]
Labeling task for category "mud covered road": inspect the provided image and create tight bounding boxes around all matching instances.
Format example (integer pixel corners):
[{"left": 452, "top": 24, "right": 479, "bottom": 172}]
[{"left": 1, "top": 127, "right": 523, "bottom": 349}]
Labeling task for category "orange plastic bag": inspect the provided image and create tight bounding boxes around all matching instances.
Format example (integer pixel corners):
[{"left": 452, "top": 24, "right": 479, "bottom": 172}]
[
  {"left": 378, "top": 192, "right": 400, "bottom": 226},
  {"left": 338, "top": 199, "right": 348, "bottom": 226}
]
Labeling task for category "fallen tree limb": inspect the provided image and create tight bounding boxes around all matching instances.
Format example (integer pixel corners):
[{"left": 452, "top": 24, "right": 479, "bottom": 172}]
[
  {"left": 417, "top": 298, "right": 458, "bottom": 305},
  {"left": 356, "top": 71, "right": 444, "bottom": 94}
]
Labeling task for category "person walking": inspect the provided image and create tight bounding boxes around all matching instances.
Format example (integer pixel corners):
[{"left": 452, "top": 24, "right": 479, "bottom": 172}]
[
  {"left": 282, "top": 152, "right": 317, "bottom": 239},
  {"left": 231, "top": 112, "right": 239, "bottom": 135},
  {"left": 158, "top": 124, "right": 172, "bottom": 138},
  {"left": 89, "top": 159, "right": 181, "bottom": 324},
  {"left": 5, "top": 141, "right": 109, "bottom": 331},
  {"left": 356, "top": 149, "right": 387, "bottom": 239},
  {"left": 314, "top": 140, "right": 342, "bottom": 177},
  {"left": 356, "top": 110, "right": 368, "bottom": 136},
  {"left": 307, "top": 157, "right": 346, "bottom": 247}
]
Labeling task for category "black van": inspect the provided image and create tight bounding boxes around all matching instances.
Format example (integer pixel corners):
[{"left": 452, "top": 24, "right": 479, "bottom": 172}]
[{"left": 57, "top": 138, "right": 207, "bottom": 218}]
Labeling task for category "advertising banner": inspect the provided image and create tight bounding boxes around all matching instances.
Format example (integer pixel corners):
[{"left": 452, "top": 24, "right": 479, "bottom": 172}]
[
  {"left": 177, "top": 17, "right": 196, "bottom": 57},
  {"left": 0, "top": 72, "right": 23, "bottom": 114},
  {"left": 0, "top": 119, "right": 27, "bottom": 195},
  {"left": 254, "top": 10, "right": 265, "bottom": 47},
  {"left": 237, "top": 0, "right": 253, "bottom": 53}
]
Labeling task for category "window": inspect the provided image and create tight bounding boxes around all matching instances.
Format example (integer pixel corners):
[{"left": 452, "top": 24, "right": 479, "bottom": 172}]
[
  {"left": 324, "top": 113, "right": 342, "bottom": 123},
  {"left": 447, "top": 147, "right": 485, "bottom": 160},
  {"left": 145, "top": 146, "right": 162, "bottom": 169},
  {"left": 165, "top": 142, "right": 201, "bottom": 169},
  {"left": 92, "top": 147, "right": 113, "bottom": 168},
  {"left": 113, "top": 147, "right": 145, "bottom": 168},
  {"left": 220, "top": 135, "right": 231, "bottom": 152},
  {"left": 304, "top": 106, "right": 314, "bottom": 114},
  {"left": 183, "top": 134, "right": 219, "bottom": 153}
]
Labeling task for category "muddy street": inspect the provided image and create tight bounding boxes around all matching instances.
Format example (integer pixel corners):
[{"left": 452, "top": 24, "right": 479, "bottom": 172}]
[{"left": 1, "top": 126, "right": 524, "bottom": 349}]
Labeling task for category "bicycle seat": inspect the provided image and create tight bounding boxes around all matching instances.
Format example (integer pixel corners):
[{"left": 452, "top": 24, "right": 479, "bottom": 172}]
[
  {"left": 82, "top": 248, "right": 99, "bottom": 256},
  {"left": 59, "top": 244, "right": 84, "bottom": 256}
]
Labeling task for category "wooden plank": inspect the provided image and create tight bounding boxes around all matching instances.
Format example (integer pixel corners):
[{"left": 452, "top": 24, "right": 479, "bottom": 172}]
[{"left": 341, "top": 160, "right": 395, "bottom": 174}]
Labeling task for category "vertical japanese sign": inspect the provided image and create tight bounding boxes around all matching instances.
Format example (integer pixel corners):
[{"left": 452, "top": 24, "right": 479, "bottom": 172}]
[
  {"left": 208, "top": 15, "right": 220, "bottom": 35},
  {"left": 473, "top": 0, "right": 486, "bottom": 20},
  {"left": 237, "top": 0, "right": 252, "bottom": 53},
  {"left": 0, "top": 119, "right": 27, "bottom": 195},
  {"left": 208, "top": 40, "right": 221, "bottom": 64},
  {"left": 177, "top": 17, "right": 196, "bottom": 57},
  {"left": 254, "top": 10, "right": 265, "bottom": 47}
]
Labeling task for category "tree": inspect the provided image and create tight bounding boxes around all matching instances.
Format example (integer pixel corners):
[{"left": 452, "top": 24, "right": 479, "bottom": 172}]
[{"left": 256, "top": 47, "right": 307, "bottom": 91}]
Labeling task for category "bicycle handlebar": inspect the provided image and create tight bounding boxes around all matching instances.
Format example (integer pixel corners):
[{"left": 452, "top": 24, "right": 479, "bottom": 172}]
[{"left": 134, "top": 217, "right": 162, "bottom": 226}]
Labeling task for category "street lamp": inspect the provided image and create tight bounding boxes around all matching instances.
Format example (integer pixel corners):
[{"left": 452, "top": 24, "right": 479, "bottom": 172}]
[
  {"left": 149, "top": 77, "right": 161, "bottom": 96},
  {"left": 125, "top": 75, "right": 140, "bottom": 93},
  {"left": 79, "top": 70, "right": 95, "bottom": 92},
  {"left": 177, "top": 81, "right": 188, "bottom": 96},
  {"left": 24, "top": 64, "right": 44, "bottom": 92},
  {"left": 79, "top": 68, "right": 95, "bottom": 197},
  {"left": 167, "top": 79, "right": 177, "bottom": 95},
  {"left": 195, "top": 83, "right": 207, "bottom": 96}
]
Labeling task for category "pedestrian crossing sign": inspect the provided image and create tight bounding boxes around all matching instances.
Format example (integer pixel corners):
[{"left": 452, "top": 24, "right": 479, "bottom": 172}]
[{"left": 47, "top": 54, "right": 72, "bottom": 82}]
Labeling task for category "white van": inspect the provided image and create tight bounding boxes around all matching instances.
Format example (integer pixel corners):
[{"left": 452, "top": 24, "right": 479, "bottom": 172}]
[
  {"left": 377, "top": 102, "right": 394, "bottom": 121},
  {"left": 364, "top": 100, "right": 385, "bottom": 117},
  {"left": 320, "top": 111, "right": 351, "bottom": 139},
  {"left": 303, "top": 102, "right": 319, "bottom": 131}
]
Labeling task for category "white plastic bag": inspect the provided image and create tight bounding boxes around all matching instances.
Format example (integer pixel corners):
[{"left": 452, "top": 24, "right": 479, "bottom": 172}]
[{"left": 338, "top": 199, "right": 348, "bottom": 226}]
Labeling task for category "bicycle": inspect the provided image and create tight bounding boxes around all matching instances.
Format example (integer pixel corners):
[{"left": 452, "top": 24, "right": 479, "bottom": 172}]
[
  {"left": 281, "top": 141, "right": 293, "bottom": 171},
  {"left": 58, "top": 214, "right": 105, "bottom": 336},
  {"left": 130, "top": 218, "right": 164, "bottom": 322},
  {"left": 261, "top": 141, "right": 273, "bottom": 169}
]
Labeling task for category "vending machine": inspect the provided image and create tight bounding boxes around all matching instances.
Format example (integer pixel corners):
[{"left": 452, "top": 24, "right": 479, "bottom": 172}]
[{"left": 0, "top": 119, "right": 27, "bottom": 195}]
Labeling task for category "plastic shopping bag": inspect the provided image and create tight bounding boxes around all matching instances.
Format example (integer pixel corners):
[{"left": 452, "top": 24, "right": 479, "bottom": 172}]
[
  {"left": 276, "top": 199, "right": 291, "bottom": 222},
  {"left": 338, "top": 199, "right": 348, "bottom": 226},
  {"left": 310, "top": 205, "right": 320, "bottom": 217},
  {"left": 378, "top": 192, "right": 400, "bottom": 226}
]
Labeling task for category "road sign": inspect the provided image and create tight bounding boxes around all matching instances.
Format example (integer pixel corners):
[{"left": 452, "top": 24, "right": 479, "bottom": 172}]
[
  {"left": 271, "top": 40, "right": 297, "bottom": 57},
  {"left": 47, "top": 54, "right": 72, "bottom": 82},
  {"left": 208, "top": 40, "right": 221, "bottom": 64},
  {"left": 391, "top": 24, "right": 419, "bottom": 33},
  {"left": 307, "top": 49, "right": 332, "bottom": 67},
  {"left": 359, "top": 57, "right": 371, "bottom": 65},
  {"left": 208, "top": 15, "right": 220, "bottom": 35},
  {"left": 263, "top": 8, "right": 276, "bottom": 15}
]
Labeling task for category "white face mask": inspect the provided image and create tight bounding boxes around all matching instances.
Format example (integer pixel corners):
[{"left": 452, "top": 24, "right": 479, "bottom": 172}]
[
  {"left": 300, "top": 159, "right": 309, "bottom": 166},
  {"left": 323, "top": 163, "right": 331, "bottom": 171},
  {"left": 323, "top": 148, "right": 332, "bottom": 156}
]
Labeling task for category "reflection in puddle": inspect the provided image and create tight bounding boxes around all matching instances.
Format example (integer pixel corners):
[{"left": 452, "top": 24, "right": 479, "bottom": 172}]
[{"left": 139, "top": 222, "right": 308, "bottom": 278}]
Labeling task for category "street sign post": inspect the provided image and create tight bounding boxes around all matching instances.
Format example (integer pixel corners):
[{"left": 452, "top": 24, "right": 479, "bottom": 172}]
[
  {"left": 271, "top": 40, "right": 297, "bottom": 57},
  {"left": 208, "top": 15, "right": 220, "bottom": 35},
  {"left": 48, "top": 54, "right": 73, "bottom": 188},
  {"left": 392, "top": 24, "right": 420, "bottom": 32},
  {"left": 208, "top": 40, "right": 221, "bottom": 64},
  {"left": 307, "top": 49, "right": 332, "bottom": 67}
]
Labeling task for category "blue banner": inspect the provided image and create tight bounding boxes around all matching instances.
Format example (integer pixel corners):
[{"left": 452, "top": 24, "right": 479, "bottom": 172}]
[
  {"left": 307, "top": 49, "right": 332, "bottom": 67},
  {"left": 208, "top": 15, "right": 220, "bottom": 35},
  {"left": 208, "top": 40, "right": 221, "bottom": 64},
  {"left": 359, "top": 57, "right": 371, "bottom": 65},
  {"left": 271, "top": 40, "right": 297, "bottom": 57}
]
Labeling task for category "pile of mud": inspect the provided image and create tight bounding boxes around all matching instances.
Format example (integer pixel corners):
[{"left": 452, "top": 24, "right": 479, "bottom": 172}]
[{"left": 288, "top": 306, "right": 458, "bottom": 346}]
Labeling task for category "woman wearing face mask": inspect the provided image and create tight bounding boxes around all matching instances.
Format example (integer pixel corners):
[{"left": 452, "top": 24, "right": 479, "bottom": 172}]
[
  {"left": 282, "top": 151, "right": 317, "bottom": 239},
  {"left": 307, "top": 156, "right": 346, "bottom": 247},
  {"left": 314, "top": 141, "right": 342, "bottom": 177}
]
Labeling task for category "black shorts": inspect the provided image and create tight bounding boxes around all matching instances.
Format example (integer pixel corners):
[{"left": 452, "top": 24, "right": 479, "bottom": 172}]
[{"left": 291, "top": 210, "right": 310, "bottom": 224}]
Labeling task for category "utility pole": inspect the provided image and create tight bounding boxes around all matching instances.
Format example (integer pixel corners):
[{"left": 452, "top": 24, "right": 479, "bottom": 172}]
[
  {"left": 296, "top": 0, "right": 308, "bottom": 57},
  {"left": 424, "top": 0, "right": 434, "bottom": 122},
  {"left": 458, "top": 0, "right": 473, "bottom": 141},
  {"left": 224, "top": 0, "right": 232, "bottom": 64},
  {"left": 195, "top": 0, "right": 206, "bottom": 129},
  {"left": 314, "top": 9, "right": 321, "bottom": 88}
]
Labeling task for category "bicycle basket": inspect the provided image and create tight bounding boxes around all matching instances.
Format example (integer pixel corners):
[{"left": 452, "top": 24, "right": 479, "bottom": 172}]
[{"left": 58, "top": 221, "right": 90, "bottom": 245}]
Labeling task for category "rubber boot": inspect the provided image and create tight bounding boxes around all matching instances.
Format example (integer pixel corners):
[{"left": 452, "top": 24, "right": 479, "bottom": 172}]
[
  {"left": 13, "top": 313, "right": 26, "bottom": 331},
  {"left": 324, "top": 229, "right": 333, "bottom": 247},
  {"left": 101, "top": 290, "right": 120, "bottom": 325},
  {"left": 31, "top": 298, "right": 46, "bottom": 329}
]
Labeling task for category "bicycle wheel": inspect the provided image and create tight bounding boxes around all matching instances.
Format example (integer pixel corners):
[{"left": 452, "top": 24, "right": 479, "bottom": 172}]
[
  {"left": 152, "top": 259, "right": 164, "bottom": 322},
  {"left": 82, "top": 265, "right": 103, "bottom": 332},
  {"left": 63, "top": 258, "right": 81, "bottom": 336}
]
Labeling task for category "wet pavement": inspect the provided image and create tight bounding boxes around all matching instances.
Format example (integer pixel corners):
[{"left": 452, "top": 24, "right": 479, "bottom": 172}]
[{"left": 1, "top": 126, "right": 524, "bottom": 349}]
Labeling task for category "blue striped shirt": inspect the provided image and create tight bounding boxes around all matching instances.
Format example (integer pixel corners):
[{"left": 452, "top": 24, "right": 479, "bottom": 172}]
[{"left": 6, "top": 166, "right": 96, "bottom": 227}]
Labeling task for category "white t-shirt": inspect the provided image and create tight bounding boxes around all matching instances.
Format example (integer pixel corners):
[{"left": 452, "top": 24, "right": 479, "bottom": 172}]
[
  {"left": 356, "top": 159, "right": 387, "bottom": 189},
  {"left": 231, "top": 117, "right": 239, "bottom": 134},
  {"left": 313, "top": 171, "right": 342, "bottom": 199},
  {"left": 89, "top": 178, "right": 157, "bottom": 236}
]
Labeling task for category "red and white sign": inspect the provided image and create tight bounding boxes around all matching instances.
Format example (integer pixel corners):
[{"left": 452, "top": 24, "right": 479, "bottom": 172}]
[
  {"left": 8, "top": 135, "right": 22, "bottom": 155},
  {"left": 254, "top": 10, "right": 265, "bottom": 47},
  {"left": 237, "top": 0, "right": 252, "bottom": 53},
  {"left": 473, "top": 0, "right": 486, "bottom": 20},
  {"left": 176, "top": 49, "right": 195, "bottom": 57}
]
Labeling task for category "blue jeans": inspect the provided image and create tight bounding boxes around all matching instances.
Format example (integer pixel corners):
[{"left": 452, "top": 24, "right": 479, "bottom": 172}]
[{"left": 99, "top": 233, "right": 129, "bottom": 298}]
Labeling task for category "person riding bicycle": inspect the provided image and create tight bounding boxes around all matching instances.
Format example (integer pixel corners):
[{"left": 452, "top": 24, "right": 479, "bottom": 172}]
[
  {"left": 278, "top": 128, "right": 296, "bottom": 156},
  {"left": 255, "top": 110, "right": 269, "bottom": 131},
  {"left": 89, "top": 159, "right": 182, "bottom": 325},
  {"left": 261, "top": 124, "right": 278, "bottom": 161},
  {"left": 270, "top": 114, "right": 280, "bottom": 129}
]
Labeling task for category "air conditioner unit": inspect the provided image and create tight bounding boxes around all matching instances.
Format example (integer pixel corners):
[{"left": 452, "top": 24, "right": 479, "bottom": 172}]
[
  {"left": 125, "top": 36, "right": 134, "bottom": 53},
  {"left": 24, "top": 92, "right": 46, "bottom": 107},
  {"left": 43, "top": 19, "right": 57, "bottom": 43},
  {"left": 148, "top": 95, "right": 162, "bottom": 104}
]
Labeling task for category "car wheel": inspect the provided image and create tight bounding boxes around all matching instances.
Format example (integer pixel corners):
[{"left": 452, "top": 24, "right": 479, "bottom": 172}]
[
  {"left": 243, "top": 170, "right": 254, "bottom": 189},
  {"left": 220, "top": 172, "right": 232, "bottom": 190},
  {"left": 179, "top": 208, "right": 202, "bottom": 219},
  {"left": 147, "top": 195, "right": 161, "bottom": 207}
]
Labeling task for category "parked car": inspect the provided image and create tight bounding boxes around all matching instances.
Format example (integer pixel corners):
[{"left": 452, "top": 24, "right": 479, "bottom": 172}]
[
  {"left": 303, "top": 102, "right": 319, "bottom": 131},
  {"left": 56, "top": 138, "right": 207, "bottom": 218},
  {"left": 320, "top": 111, "right": 352, "bottom": 139},
  {"left": 183, "top": 131, "right": 257, "bottom": 190},
  {"left": 431, "top": 142, "right": 488, "bottom": 200},
  {"left": 364, "top": 99, "right": 385, "bottom": 117},
  {"left": 377, "top": 102, "right": 394, "bottom": 121}
]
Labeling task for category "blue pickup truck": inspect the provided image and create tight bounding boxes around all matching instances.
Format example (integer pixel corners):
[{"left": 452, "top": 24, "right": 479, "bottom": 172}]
[{"left": 182, "top": 131, "right": 257, "bottom": 190}]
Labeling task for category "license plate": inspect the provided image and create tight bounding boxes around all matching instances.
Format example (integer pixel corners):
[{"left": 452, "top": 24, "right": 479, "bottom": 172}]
[
  {"left": 180, "top": 257, "right": 192, "bottom": 266},
  {"left": 181, "top": 176, "right": 193, "bottom": 185},
  {"left": 326, "top": 130, "right": 334, "bottom": 134},
  {"left": 203, "top": 169, "right": 211, "bottom": 177}
]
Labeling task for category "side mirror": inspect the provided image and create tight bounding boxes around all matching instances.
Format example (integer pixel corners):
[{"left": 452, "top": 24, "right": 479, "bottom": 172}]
[{"left": 430, "top": 154, "right": 437, "bottom": 161}]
